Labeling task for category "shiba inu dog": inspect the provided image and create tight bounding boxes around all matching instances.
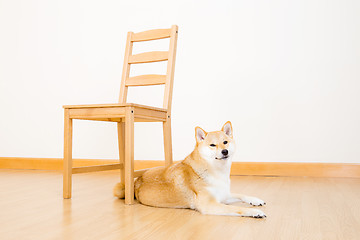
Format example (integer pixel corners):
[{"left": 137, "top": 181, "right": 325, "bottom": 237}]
[{"left": 114, "top": 121, "right": 266, "bottom": 218}]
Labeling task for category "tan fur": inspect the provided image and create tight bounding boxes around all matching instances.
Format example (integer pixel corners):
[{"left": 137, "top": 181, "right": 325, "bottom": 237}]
[
  {"left": 113, "top": 182, "right": 125, "bottom": 199},
  {"left": 114, "top": 121, "right": 267, "bottom": 218}
]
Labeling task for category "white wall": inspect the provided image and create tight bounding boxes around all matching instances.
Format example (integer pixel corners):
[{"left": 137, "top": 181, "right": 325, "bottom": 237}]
[{"left": 0, "top": 0, "right": 359, "bottom": 163}]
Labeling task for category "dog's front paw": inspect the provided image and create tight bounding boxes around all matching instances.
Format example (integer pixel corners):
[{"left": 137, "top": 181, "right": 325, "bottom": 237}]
[
  {"left": 242, "top": 196, "right": 266, "bottom": 206},
  {"left": 241, "top": 208, "right": 267, "bottom": 218}
]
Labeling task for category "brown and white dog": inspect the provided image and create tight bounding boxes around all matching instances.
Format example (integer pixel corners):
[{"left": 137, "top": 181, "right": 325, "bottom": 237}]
[{"left": 114, "top": 121, "right": 266, "bottom": 218}]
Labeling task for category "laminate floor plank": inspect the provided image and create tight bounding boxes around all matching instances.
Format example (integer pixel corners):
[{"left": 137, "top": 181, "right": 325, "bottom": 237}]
[{"left": 0, "top": 169, "right": 359, "bottom": 240}]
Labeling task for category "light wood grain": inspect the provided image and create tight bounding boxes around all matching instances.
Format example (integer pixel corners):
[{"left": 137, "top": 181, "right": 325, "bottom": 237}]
[
  {"left": 117, "top": 122, "right": 125, "bottom": 183},
  {"left": 72, "top": 164, "right": 123, "bottom": 174},
  {"left": 63, "top": 109, "right": 72, "bottom": 199},
  {"left": 134, "top": 107, "right": 167, "bottom": 121},
  {"left": 124, "top": 107, "right": 135, "bottom": 204},
  {"left": 61, "top": 26, "right": 178, "bottom": 203},
  {"left": 119, "top": 31, "right": 133, "bottom": 103},
  {"left": 68, "top": 107, "right": 126, "bottom": 120},
  {"left": 128, "top": 51, "right": 169, "bottom": 64},
  {"left": 163, "top": 118, "right": 173, "bottom": 167},
  {"left": 163, "top": 25, "right": 178, "bottom": 111},
  {"left": 65, "top": 104, "right": 168, "bottom": 123},
  {"left": 229, "top": 162, "right": 360, "bottom": 178},
  {"left": 126, "top": 74, "right": 166, "bottom": 86},
  {"left": 63, "top": 103, "right": 167, "bottom": 112},
  {"left": 0, "top": 158, "right": 164, "bottom": 171},
  {"left": 2, "top": 158, "right": 360, "bottom": 178},
  {"left": 159, "top": 25, "right": 178, "bottom": 168},
  {"left": 2, "top": 169, "right": 360, "bottom": 240},
  {"left": 132, "top": 28, "right": 171, "bottom": 42}
]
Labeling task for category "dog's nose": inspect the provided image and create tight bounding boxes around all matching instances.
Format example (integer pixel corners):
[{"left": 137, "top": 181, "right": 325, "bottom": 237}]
[{"left": 221, "top": 149, "right": 228, "bottom": 156}]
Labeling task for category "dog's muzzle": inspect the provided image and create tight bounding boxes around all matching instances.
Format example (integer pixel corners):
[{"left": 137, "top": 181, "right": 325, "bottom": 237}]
[
  {"left": 216, "top": 155, "right": 229, "bottom": 160},
  {"left": 215, "top": 149, "right": 229, "bottom": 160}
]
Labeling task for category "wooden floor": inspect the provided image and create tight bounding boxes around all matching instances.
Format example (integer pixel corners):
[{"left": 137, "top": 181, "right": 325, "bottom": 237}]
[{"left": 0, "top": 169, "right": 359, "bottom": 240}]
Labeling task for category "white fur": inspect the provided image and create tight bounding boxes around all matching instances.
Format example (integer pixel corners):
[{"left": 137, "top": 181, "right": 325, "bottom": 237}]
[
  {"left": 223, "top": 122, "right": 232, "bottom": 137},
  {"left": 205, "top": 171, "right": 231, "bottom": 203},
  {"left": 240, "top": 196, "right": 266, "bottom": 206},
  {"left": 199, "top": 146, "right": 217, "bottom": 162},
  {"left": 196, "top": 128, "right": 206, "bottom": 142},
  {"left": 241, "top": 208, "right": 266, "bottom": 218}
]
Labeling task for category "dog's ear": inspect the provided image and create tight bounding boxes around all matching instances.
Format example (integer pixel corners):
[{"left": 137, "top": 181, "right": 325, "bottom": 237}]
[
  {"left": 222, "top": 121, "right": 233, "bottom": 138},
  {"left": 195, "top": 127, "right": 207, "bottom": 143}
]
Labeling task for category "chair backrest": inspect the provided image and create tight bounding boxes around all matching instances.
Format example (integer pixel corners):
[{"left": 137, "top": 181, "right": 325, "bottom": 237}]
[{"left": 118, "top": 25, "right": 178, "bottom": 114}]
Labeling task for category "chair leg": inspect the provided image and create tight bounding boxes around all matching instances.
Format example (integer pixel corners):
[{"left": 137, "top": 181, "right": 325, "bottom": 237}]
[
  {"left": 163, "top": 118, "right": 173, "bottom": 167},
  {"left": 124, "top": 107, "right": 135, "bottom": 204},
  {"left": 117, "top": 122, "right": 125, "bottom": 184},
  {"left": 63, "top": 109, "right": 73, "bottom": 199}
]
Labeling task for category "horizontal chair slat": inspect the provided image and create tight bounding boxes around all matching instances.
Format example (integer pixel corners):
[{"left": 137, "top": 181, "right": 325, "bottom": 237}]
[
  {"left": 132, "top": 28, "right": 171, "bottom": 42},
  {"left": 69, "top": 108, "right": 126, "bottom": 119},
  {"left": 63, "top": 103, "right": 167, "bottom": 112},
  {"left": 72, "top": 163, "right": 123, "bottom": 174},
  {"left": 128, "top": 51, "right": 168, "bottom": 64},
  {"left": 126, "top": 74, "right": 166, "bottom": 86},
  {"left": 134, "top": 108, "right": 167, "bottom": 122}
]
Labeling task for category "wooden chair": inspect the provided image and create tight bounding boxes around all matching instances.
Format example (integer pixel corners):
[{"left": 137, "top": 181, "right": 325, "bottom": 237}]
[{"left": 63, "top": 25, "right": 178, "bottom": 204}]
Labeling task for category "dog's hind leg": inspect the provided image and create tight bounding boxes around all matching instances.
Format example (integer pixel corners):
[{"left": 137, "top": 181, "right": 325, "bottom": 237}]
[{"left": 223, "top": 193, "right": 266, "bottom": 206}]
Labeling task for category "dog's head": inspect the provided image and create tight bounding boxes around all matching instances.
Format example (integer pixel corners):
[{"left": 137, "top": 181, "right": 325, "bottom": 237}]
[{"left": 195, "top": 121, "right": 236, "bottom": 162}]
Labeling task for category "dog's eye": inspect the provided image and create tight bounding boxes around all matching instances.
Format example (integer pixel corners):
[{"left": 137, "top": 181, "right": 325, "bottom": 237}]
[
  {"left": 210, "top": 144, "right": 216, "bottom": 147},
  {"left": 223, "top": 141, "right": 228, "bottom": 144}
]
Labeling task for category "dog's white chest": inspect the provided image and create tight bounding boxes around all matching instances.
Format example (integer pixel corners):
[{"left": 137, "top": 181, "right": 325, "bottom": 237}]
[{"left": 205, "top": 175, "right": 231, "bottom": 202}]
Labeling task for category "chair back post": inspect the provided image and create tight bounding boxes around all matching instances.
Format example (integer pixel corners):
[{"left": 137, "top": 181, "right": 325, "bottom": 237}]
[
  {"left": 119, "top": 32, "right": 134, "bottom": 103},
  {"left": 163, "top": 25, "right": 178, "bottom": 117}
]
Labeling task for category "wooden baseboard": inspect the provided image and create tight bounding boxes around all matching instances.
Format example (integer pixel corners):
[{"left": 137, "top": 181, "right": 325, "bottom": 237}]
[
  {"left": 0, "top": 157, "right": 162, "bottom": 171},
  {"left": 0, "top": 157, "right": 359, "bottom": 178},
  {"left": 229, "top": 162, "right": 360, "bottom": 178}
]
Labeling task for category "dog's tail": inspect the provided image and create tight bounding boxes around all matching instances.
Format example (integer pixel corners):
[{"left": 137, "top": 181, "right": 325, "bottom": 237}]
[
  {"left": 113, "top": 177, "right": 142, "bottom": 199},
  {"left": 113, "top": 182, "right": 125, "bottom": 199}
]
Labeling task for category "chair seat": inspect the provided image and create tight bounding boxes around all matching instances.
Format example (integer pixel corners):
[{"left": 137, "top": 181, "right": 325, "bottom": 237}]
[{"left": 63, "top": 103, "right": 168, "bottom": 122}]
